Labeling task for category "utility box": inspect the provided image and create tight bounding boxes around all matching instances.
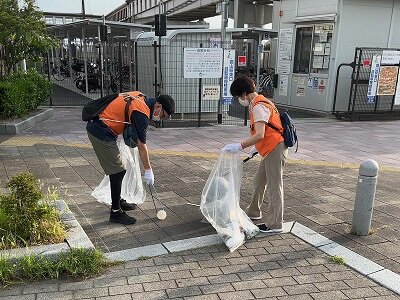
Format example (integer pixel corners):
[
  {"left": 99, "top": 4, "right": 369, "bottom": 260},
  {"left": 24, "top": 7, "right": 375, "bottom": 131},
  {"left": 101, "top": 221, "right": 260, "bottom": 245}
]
[{"left": 271, "top": 0, "right": 400, "bottom": 114}]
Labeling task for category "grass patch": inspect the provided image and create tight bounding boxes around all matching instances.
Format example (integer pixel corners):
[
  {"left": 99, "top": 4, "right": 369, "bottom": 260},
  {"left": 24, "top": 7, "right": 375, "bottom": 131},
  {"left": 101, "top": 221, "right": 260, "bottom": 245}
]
[
  {"left": 0, "top": 248, "right": 111, "bottom": 286},
  {"left": 137, "top": 256, "right": 152, "bottom": 260},
  {"left": 330, "top": 255, "right": 345, "bottom": 265},
  {"left": 0, "top": 172, "right": 67, "bottom": 250}
]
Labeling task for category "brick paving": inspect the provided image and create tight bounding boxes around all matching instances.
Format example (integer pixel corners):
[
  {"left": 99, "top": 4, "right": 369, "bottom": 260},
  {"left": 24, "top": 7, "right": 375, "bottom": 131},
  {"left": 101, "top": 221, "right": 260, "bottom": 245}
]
[
  {"left": 1, "top": 234, "right": 399, "bottom": 299},
  {"left": 0, "top": 107, "right": 400, "bottom": 298}
]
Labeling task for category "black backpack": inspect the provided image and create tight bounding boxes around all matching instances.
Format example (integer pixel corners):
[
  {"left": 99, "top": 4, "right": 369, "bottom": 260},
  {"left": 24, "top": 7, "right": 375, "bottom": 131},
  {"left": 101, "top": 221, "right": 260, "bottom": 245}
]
[
  {"left": 267, "top": 110, "right": 298, "bottom": 152},
  {"left": 82, "top": 93, "right": 118, "bottom": 121}
]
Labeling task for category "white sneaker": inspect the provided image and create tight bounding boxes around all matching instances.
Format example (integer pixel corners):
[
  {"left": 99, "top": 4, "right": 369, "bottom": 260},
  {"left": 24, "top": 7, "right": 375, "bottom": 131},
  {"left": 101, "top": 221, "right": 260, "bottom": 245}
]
[{"left": 257, "top": 223, "right": 283, "bottom": 234}]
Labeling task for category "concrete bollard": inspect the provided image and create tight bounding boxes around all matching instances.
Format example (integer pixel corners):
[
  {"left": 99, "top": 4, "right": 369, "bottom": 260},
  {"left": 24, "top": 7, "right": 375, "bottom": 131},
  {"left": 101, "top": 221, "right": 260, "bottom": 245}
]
[{"left": 351, "top": 159, "right": 379, "bottom": 236}]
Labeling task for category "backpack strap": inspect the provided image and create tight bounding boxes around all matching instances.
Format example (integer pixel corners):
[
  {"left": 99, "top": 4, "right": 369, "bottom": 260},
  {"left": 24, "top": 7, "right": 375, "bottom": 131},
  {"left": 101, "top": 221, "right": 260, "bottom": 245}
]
[
  {"left": 254, "top": 100, "right": 283, "bottom": 135},
  {"left": 124, "top": 97, "right": 137, "bottom": 132}
]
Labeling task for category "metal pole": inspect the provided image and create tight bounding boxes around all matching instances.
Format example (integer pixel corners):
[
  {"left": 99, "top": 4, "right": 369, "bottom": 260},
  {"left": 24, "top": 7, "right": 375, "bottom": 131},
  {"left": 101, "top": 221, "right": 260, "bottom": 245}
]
[
  {"left": 256, "top": 33, "right": 262, "bottom": 93},
  {"left": 67, "top": 31, "right": 73, "bottom": 79},
  {"left": 128, "top": 38, "right": 133, "bottom": 91},
  {"left": 98, "top": 24, "right": 104, "bottom": 97},
  {"left": 81, "top": 0, "right": 86, "bottom": 19},
  {"left": 158, "top": 2, "right": 163, "bottom": 94},
  {"left": 153, "top": 40, "right": 158, "bottom": 96},
  {"left": 135, "top": 41, "right": 138, "bottom": 91},
  {"left": 198, "top": 42, "right": 203, "bottom": 127},
  {"left": 218, "top": 0, "right": 228, "bottom": 124},
  {"left": 82, "top": 27, "right": 89, "bottom": 94},
  {"left": 351, "top": 159, "right": 379, "bottom": 236},
  {"left": 119, "top": 41, "right": 123, "bottom": 93},
  {"left": 47, "top": 51, "right": 53, "bottom": 106}
]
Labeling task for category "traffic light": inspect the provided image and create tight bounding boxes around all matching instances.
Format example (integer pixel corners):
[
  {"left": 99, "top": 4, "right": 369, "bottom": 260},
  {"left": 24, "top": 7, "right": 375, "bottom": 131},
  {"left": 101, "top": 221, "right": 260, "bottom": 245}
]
[
  {"left": 155, "top": 14, "right": 167, "bottom": 36},
  {"left": 100, "top": 24, "right": 108, "bottom": 42}
]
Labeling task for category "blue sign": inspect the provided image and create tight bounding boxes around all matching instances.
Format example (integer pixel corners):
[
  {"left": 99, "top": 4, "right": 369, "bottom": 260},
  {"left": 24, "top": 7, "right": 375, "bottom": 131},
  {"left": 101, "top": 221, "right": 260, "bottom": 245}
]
[{"left": 222, "top": 97, "right": 233, "bottom": 105}]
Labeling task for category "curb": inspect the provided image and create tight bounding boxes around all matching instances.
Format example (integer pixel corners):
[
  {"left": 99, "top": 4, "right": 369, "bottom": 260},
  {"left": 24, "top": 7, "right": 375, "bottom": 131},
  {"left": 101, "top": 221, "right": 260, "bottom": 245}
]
[
  {"left": 0, "top": 200, "right": 94, "bottom": 261},
  {"left": 104, "top": 221, "right": 400, "bottom": 296},
  {"left": 0, "top": 108, "right": 54, "bottom": 135}
]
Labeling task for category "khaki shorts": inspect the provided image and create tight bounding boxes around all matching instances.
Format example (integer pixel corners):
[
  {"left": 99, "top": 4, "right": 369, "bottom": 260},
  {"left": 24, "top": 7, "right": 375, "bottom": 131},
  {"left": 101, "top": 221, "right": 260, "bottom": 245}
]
[{"left": 87, "top": 132, "right": 125, "bottom": 175}]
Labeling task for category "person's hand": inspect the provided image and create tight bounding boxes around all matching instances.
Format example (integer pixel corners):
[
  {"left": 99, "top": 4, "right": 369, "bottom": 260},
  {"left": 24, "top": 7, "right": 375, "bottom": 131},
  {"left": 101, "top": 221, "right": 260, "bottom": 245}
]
[
  {"left": 248, "top": 146, "right": 258, "bottom": 157},
  {"left": 144, "top": 169, "right": 154, "bottom": 185},
  {"left": 221, "top": 143, "right": 243, "bottom": 154}
]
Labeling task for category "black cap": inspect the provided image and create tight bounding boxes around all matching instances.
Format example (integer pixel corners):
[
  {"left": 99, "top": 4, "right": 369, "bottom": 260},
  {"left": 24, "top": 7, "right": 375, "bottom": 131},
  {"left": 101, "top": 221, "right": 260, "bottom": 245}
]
[{"left": 156, "top": 95, "right": 175, "bottom": 116}]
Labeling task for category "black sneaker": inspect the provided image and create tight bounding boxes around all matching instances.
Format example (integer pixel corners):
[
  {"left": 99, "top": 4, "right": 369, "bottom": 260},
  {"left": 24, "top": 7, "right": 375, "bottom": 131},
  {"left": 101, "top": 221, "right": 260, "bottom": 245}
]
[
  {"left": 256, "top": 223, "right": 283, "bottom": 234},
  {"left": 110, "top": 209, "right": 137, "bottom": 225},
  {"left": 120, "top": 199, "right": 137, "bottom": 211}
]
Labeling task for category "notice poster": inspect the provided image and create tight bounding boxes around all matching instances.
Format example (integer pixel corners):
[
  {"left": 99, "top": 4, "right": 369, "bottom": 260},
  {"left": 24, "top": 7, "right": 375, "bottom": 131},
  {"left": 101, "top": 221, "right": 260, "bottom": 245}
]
[
  {"left": 279, "top": 75, "right": 289, "bottom": 96},
  {"left": 381, "top": 50, "right": 400, "bottom": 65},
  {"left": 183, "top": 48, "right": 223, "bottom": 78},
  {"left": 377, "top": 66, "right": 398, "bottom": 96},
  {"left": 296, "top": 86, "right": 305, "bottom": 97},
  {"left": 221, "top": 49, "right": 236, "bottom": 104},
  {"left": 395, "top": 69, "right": 400, "bottom": 105},
  {"left": 367, "top": 55, "right": 381, "bottom": 103},
  {"left": 312, "top": 56, "right": 324, "bottom": 69},
  {"left": 318, "top": 79, "right": 326, "bottom": 95},
  {"left": 202, "top": 85, "right": 220, "bottom": 100},
  {"left": 277, "top": 28, "right": 293, "bottom": 75}
]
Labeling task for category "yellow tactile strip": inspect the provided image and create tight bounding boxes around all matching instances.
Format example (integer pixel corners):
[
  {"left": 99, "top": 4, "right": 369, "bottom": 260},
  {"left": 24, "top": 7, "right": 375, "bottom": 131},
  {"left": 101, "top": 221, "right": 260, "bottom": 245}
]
[{"left": 1, "top": 137, "right": 399, "bottom": 173}]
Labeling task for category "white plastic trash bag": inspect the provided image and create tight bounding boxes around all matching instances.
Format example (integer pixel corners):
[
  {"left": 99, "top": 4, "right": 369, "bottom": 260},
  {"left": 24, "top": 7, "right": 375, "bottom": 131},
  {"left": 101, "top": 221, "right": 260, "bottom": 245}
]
[
  {"left": 200, "top": 152, "right": 259, "bottom": 252},
  {"left": 91, "top": 137, "right": 146, "bottom": 205}
]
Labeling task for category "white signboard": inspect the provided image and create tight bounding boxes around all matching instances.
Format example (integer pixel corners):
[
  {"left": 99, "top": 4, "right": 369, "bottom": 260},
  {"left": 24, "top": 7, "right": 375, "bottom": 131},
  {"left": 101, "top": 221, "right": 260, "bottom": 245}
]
[
  {"left": 279, "top": 75, "right": 289, "bottom": 96},
  {"left": 202, "top": 85, "right": 220, "bottom": 100},
  {"left": 395, "top": 69, "right": 400, "bottom": 105},
  {"left": 381, "top": 50, "right": 400, "bottom": 65},
  {"left": 222, "top": 49, "right": 236, "bottom": 104},
  {"left": 367, "top": 55, "right": 381, "bottom": 103},
  {"left": 183, "top": 48, "right": 223, "bottom": 78},
  {"left": 277, "top": 28, "right": 293, "bottom": 75}
]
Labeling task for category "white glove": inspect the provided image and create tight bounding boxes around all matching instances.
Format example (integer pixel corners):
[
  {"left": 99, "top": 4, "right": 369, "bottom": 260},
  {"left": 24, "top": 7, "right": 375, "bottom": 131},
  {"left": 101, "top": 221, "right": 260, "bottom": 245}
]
[
  {"left": 144, "top": 169, "right": 154, "bottom": 185},
  {"left": 221, "top": 143, "right": 243, "bottom": 154},
  {"left": 248, "top": 146, "right": 258, "bottom": 157}
]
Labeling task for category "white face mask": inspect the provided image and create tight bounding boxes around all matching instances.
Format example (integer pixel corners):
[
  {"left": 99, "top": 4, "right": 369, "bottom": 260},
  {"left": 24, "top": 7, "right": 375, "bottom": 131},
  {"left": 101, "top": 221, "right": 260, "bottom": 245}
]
[
  {"left": 238, "top": 96, "right": 250, "bottom": 107},
  {"left": 152, "top": 113, "right": 161, "bottom": 122}
]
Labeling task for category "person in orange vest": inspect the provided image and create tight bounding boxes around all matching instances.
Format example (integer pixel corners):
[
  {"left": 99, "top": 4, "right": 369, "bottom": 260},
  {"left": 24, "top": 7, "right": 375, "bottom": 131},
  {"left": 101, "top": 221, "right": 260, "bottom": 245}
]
[
  {"left": 221, "top": 75, "right": 288, "bottom": 234},
  {"left": 86, "top": 91, "right": 175, "bottom": 225}
]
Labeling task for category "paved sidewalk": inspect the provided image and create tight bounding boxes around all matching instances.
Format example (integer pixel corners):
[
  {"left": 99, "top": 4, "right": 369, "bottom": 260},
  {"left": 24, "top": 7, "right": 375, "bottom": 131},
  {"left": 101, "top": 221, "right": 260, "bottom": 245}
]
[
  {"left": 1, "top": 234, "right": 399, "bottom": 300},
  {"left": 0, "top": 107, "right": 400, "bottom": 298}
]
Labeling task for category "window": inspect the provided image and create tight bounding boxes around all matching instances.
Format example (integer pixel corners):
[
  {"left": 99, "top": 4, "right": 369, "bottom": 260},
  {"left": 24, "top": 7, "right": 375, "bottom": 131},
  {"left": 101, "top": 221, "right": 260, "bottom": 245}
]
[
  {"left": 293, "top": 23, "right": 334, "bottom": 74},
  {"left": 45, "top": 16, "right": 54, "bottom": 24},
  {"left": 293, "top": 27, "right": 313, "bottom": 74},
  {"left": 65, "top": 18, "right": 73, "bottom": 23},
  {"left": 55, "top": 17, "right": 63, "bottom": 25}
]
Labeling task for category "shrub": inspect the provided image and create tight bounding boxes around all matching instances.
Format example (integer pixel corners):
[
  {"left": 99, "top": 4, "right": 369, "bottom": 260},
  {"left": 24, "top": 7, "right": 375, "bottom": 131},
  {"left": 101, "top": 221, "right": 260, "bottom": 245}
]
[
  {"left": 0, "top": 69, "right": 52, "bottom": 119},
  {"left": 0, "top": 248, "right": 110, "bottom": 286},
  {"left": 0, "top": 172, "right": 66, "bottom": 249}
]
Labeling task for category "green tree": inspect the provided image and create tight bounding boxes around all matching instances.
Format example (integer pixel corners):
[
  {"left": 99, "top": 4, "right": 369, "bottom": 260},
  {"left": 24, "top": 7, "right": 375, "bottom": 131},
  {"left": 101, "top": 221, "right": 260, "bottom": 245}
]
[{"left": 0, "top": 0, "right": 56, "bottom": 76}]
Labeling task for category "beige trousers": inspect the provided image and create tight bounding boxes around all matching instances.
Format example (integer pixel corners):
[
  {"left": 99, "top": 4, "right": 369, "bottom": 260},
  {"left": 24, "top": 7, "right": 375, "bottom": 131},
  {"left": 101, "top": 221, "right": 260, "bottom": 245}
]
[{"left": 247, "top": 142, "right": 288, "bottom": 229}]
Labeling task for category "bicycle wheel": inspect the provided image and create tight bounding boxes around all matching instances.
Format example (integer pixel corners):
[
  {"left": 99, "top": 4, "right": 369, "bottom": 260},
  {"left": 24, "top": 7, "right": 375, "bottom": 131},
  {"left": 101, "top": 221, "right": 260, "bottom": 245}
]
[{"left": 52, "top": 67, "right": 66, "bottom": 81}]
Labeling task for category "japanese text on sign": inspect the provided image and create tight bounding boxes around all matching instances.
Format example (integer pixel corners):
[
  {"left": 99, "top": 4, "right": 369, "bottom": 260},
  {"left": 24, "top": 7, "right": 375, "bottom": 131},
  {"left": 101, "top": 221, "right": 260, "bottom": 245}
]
[
  {"left": 367, "top": 55, "right": 381, "bottom": 103},
  {"left": 202, "top": 85, "right": 220, "bottom": 100},
  {"left": 222, "top": 49, "right": 236, "bottom": 104},
  {"left": 183, "top": 48, "right": 223, "bottom": 78}
]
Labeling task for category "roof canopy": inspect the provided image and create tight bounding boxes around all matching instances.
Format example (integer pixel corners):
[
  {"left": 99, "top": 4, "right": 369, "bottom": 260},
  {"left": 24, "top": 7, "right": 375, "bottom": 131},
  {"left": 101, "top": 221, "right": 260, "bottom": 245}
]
[{"left": 47, "top": 19, "right": 152, "bottom": 40}]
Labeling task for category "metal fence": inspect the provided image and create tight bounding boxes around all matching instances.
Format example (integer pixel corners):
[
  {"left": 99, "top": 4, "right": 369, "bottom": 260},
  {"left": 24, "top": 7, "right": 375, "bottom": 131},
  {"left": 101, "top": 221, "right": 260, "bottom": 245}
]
[
  {"left": 333, "top": 47, "right": 400, "bottom": 120},
  {"left": 38, "top": 35, "right": 273, "bottom": 127}
]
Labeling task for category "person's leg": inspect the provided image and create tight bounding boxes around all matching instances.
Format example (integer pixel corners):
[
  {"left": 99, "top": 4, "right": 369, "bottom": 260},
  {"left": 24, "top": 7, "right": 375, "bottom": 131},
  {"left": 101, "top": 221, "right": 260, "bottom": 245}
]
[
  {"left": 246, "top": 159, "right": 267, "bottom": 219},
  {"left": 109, "top": 170, "right": 126, "bottom": 211},
  {"left": 263, "top": 142, "right": 287, "bottom": 230},
  {"left": 87, "top": 132, "right": 136, "bottom": 225}
]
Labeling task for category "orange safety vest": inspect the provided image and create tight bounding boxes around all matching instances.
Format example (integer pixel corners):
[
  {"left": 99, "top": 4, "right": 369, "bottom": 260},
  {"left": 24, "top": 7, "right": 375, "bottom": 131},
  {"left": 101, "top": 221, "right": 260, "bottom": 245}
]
[
  {"left": 99, "top": 91, "right": 150, "bottom": 135},
  {"left": 250, "top": 95, "right": 284, "bottom": 157}
]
